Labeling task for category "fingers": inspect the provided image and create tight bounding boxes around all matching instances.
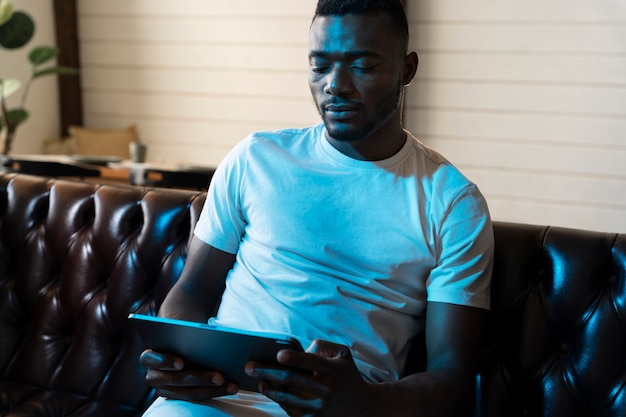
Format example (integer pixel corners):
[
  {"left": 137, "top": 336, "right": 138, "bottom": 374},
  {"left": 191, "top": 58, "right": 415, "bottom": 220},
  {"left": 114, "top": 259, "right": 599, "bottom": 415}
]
[
  {"left": 245, "top": 361, "right": 321, "bottom": 390},
  {"left": 276, "top": 349, "right": 320, "bottom": 372},
  {"left": 275, "top": 340, "right": 352, "bottom": 374},
  {"left": 248, "top": 363, "right": 327, "bottom": 415},
  {"left": 247, "top": 341, "right": 366, "bottom": 416},
  {"left": 145, "top": 366, "right": 238, "bottom": 399},
  {"left": 145, "top": 366, "right": 239, "bottom": 400},
  {"left": 145, "top": 367, "right": 224, "bottom": 387},
  {"left": 260, "top": 383, "right": 325, "bottom": 414},
  {"left": 140, "top": 349, "right": 184, "bottom": 370},
  {"left": 141, "top": 349, "right": 239, "bottom": 401}
]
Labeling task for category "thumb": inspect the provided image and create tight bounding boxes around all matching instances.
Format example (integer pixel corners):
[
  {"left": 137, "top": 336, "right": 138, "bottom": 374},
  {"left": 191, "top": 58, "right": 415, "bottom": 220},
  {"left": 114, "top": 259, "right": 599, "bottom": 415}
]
[{"left": 306, "top": 339, "right": 351, "bottom": 359}]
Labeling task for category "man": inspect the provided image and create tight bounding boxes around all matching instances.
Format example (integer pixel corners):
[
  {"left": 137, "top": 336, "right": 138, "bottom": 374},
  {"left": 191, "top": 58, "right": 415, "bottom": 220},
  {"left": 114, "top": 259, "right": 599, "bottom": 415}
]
[{"left": 141, "top": 0, "right": 493, "bottom": 416}]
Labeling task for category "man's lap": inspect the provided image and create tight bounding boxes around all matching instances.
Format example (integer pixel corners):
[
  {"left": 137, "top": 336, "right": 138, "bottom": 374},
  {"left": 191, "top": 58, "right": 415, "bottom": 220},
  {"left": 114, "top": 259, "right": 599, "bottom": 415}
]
[{"left": 142, "top": 391, "right": 287, "bottom": 417}]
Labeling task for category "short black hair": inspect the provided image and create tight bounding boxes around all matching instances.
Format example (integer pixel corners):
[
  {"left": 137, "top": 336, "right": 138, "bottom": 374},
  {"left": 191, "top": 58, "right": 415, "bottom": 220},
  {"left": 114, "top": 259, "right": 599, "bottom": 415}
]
[{"left": 313, "top": 0, "right": 409, "bottom": 52}]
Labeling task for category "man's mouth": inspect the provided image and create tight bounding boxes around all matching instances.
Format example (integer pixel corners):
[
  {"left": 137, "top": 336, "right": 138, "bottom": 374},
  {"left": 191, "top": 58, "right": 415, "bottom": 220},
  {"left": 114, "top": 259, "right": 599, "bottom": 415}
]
[{"left": 324, "top": 103, "right": 360, "bottom": 119}]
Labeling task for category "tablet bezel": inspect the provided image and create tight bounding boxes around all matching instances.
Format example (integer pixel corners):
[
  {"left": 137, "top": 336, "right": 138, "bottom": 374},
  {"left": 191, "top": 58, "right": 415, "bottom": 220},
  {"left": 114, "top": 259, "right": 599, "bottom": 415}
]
[{"left": 129, "top": 313, "right": 304, "bottom": 392}]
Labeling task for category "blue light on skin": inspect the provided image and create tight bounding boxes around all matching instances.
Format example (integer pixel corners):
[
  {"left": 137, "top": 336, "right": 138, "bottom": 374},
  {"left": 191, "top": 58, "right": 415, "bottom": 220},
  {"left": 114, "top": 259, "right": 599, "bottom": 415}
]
[{"left": 308, "top": 13, "right": 418, "bottom": 161}]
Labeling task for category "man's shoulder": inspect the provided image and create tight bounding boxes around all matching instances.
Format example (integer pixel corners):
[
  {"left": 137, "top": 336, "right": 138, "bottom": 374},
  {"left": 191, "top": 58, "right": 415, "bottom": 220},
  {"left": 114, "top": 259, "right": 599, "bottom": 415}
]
[
  {"left": 247, "top": 124, "right": 324, "bottom": 145},
  {"left": 406, "top": 132, "right": 468, "bottom": 181},
  {"left": 405, "top": 131, "right": 483, "bottom": 204},
  {"left": 405, "top": 131, "right": 449, "bottom": 167},
  {"left": 220, "top": 124, "right": 324, "bottom": 171}
]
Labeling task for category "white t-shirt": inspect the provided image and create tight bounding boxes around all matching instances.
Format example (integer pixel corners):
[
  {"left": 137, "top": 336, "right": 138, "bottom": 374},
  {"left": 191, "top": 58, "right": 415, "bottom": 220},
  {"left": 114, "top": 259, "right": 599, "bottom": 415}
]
[{"left": 194, "top": 123, "right": 493, "bottom": 383}]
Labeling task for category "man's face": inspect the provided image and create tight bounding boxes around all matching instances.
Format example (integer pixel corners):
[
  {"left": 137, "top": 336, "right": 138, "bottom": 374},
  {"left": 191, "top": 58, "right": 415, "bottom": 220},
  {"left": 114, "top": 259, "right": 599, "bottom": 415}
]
[{"left": 308, "top": 13, "right": 408, "bottom": 143}]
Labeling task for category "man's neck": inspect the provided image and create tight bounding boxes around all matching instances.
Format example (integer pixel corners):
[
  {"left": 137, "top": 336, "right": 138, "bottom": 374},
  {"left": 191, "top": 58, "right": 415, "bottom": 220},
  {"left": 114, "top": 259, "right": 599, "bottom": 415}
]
[{"left": 324, "top": 125, "right": 407, "bottom": 161}]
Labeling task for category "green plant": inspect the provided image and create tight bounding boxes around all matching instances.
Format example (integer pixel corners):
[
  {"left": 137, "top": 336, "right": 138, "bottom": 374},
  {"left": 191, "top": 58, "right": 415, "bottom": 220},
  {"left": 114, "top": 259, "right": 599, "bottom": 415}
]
[{"left": 0, "top": 0, "right": 77, "bottom": 154}]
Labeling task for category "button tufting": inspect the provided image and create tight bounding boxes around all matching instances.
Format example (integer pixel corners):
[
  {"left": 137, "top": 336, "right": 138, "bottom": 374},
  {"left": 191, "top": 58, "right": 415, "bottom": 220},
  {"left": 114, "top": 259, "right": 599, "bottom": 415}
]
[{"left": 560, "top": 342, "right": 570, "bottom": 354}]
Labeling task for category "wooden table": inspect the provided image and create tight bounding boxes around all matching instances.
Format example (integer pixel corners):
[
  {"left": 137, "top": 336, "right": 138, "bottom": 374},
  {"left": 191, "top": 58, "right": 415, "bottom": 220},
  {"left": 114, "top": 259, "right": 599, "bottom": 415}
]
[{"left": 7, "top": 155, "right": 215, "bottom": 190}]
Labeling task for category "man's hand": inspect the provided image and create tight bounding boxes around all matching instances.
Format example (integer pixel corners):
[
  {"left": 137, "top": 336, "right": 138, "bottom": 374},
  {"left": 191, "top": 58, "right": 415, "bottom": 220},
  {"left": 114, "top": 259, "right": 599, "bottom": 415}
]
[
  {"left": 140, "top": 349, "right": 239, "bottom": 402},
  {"left": 245, "top": 340, "right": 374, "bottom": 417}
]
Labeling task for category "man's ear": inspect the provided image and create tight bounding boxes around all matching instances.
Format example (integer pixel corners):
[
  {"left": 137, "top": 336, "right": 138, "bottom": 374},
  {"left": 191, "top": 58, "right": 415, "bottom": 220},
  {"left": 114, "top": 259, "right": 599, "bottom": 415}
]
[{"left": 402, "top": 51, "right": 419, "bottom": 86}]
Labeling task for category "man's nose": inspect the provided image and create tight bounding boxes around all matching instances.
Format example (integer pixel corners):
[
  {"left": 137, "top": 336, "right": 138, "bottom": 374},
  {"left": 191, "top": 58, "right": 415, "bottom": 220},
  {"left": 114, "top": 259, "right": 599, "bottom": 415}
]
[{"left": 324, "top": 64, "right": 354, "bottom": 96}]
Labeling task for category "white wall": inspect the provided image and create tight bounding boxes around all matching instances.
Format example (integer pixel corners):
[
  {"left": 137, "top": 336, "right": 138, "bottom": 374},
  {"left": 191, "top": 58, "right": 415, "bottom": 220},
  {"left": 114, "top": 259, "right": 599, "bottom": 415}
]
[
  {"left": 76, "top": 0, "right": 626, "bottom": 232},
  {"left": 78, "top": 1, "right": 320, "bottom": 167},
  {"left": 404, "top": 0, "right": 626, "bottom": 233},
  {"left": 0, "top": 0, "right": 60, "bottom": 154}
]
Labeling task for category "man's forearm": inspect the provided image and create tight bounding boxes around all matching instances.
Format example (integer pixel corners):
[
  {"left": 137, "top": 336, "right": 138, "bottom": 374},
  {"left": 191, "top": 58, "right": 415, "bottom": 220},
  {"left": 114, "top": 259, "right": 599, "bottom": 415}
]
[
  {"left": 158, "top": 282, "right": 216, "bottom": 322},
  {"left": 367, "top": 368, "right": 476, "bottom": 417}
]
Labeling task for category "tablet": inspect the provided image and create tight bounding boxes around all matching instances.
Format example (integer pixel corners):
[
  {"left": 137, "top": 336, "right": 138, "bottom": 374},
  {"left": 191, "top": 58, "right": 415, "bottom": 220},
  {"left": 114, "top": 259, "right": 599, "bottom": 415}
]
[{"left": 128, "top": 313, "right": 303, "bottom": 392}]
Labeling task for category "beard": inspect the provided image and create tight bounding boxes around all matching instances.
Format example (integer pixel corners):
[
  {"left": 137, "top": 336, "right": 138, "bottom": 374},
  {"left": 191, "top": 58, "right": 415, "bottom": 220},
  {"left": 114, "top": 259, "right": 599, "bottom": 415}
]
[{"left": 319, "top": 80, "right": 404, "bottom": 142}]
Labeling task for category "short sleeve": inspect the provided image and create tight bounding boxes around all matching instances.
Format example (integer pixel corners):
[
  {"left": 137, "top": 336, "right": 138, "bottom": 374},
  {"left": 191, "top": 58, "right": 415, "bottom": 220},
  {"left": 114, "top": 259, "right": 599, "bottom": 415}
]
[
  {"left": 194, "top": 141, "right": 248, "bottom": 254},
  {"left": 426, "top": 184, "right": 494, "bottom": 310}
]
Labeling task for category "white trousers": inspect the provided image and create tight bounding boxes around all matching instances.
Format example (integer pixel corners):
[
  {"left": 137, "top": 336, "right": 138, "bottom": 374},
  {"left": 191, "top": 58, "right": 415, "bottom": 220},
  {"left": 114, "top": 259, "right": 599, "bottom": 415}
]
[{"left": 142, "top": 391, "right": 287, "bottom": 417}]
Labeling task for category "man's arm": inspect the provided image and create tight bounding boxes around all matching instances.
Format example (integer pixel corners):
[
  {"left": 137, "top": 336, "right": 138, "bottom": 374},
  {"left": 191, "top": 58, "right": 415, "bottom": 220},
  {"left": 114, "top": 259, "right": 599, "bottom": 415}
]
[
  {"left": 247, "top": 301, "right": 487, "bottom": 417},
  {"left": 373, "top": 301, "right": 487, "bottom": 416},
  {"left": 140, "top": 236, "right": 240, "bottom": 401},
  {"left": 158, "top": 235, "right": 236, "bottom": 321}
]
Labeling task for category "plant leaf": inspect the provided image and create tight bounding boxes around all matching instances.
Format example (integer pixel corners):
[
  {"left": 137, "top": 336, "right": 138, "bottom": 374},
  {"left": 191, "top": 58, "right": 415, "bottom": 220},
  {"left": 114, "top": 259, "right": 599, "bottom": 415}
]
[
  {"left": 0, "top": 108, "right": 28, "bottom": 130},
  {"left": 0, "top": 78, "right": 21, "bottom": 99},
  {"left": 29, "top": 45, "right": 59, "bottom": 65},
  {"left": 33, "top": 65, "right": 79, "bottom": 78},
  {"left": 0, "top": 11, "right": 34, "bottom": 49},
  {"left": 8, "top": 108, "right": 28, "bottom": 127},
  {"left": 0, "top": 1, "right": 14, "bottom": 27}
]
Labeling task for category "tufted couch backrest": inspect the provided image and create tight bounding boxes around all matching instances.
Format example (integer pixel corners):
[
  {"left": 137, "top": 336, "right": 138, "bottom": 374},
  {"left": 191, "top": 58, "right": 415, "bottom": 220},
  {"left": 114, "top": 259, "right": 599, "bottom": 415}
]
[
  {"left": 0, "top": 174, "right": 205, "bottom": 416},
  {"left": 480, "top": 222, "right": 626, "bottom": 416},
  {"left": 0, "top": 173, "right": 624, "bottom": 417}
]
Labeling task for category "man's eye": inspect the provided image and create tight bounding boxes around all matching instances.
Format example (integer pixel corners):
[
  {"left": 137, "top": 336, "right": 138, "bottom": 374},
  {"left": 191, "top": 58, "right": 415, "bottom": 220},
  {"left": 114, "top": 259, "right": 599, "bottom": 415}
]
[
  {"left": 310, "top": 60, "right": 330, "bottom": 73},
  {"left": 309, "top": 57, "right": 330, "bottom": 72},
  {"left": 311, "top": 65, "right": 330, "bottom": 73},
  {"left": 352, "top": 62, "right": 377, "bottom": 72}
]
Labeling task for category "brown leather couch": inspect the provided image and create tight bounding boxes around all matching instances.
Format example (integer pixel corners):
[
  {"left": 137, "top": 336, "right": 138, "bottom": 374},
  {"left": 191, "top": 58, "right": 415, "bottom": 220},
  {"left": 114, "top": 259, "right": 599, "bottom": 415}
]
[{"left": 0, "top": 173, "right": 624, "bottom": 417}]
